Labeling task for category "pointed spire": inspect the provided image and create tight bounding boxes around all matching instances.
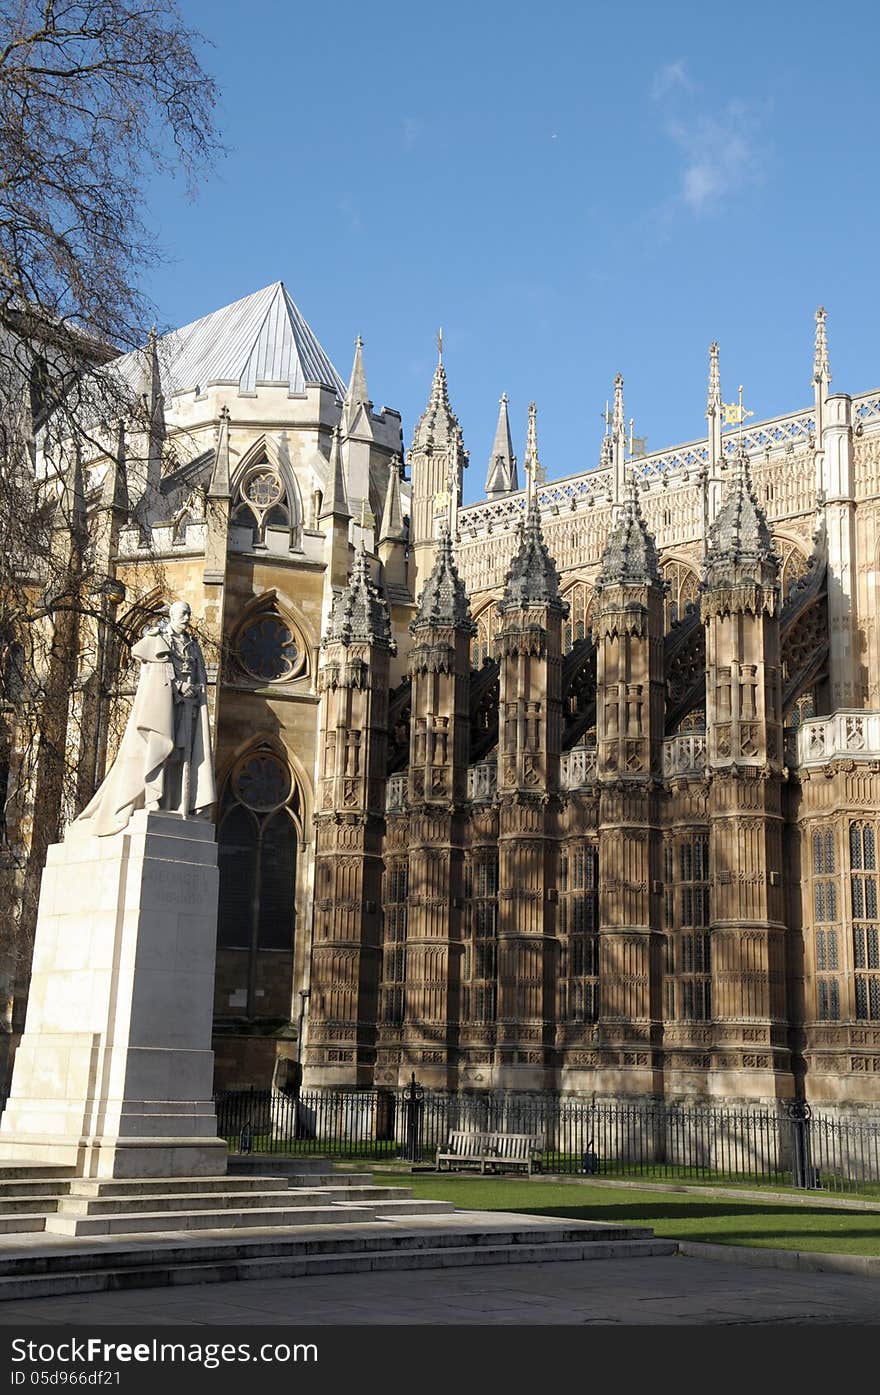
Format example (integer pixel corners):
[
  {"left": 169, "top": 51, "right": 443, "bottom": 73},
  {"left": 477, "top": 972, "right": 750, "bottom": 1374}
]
[
  {"left": 611, "top": 373, "right": 627, "bottom": 505},
  {"left": 612, "top": 373, "right": 625, "bottom": 444},
  {"left": 597, "top": 470, "right": 660, "bottom": 587},
  {"left": 599, "top": 400, "right": 613, "bottom": 470},
  {"left": 813, "top": 306, "right": 831, "bottom": 386},
  {"left": 137, "top": 326, "right": 164, "bottom": 427},
  {"left": 208, "top": 405, "right": 231, "bottom": 499},
  {"left": 326, "top": 542, "right": 395, "bottom": 649},
  {"left": 523, "top": 402, "right": 540, "bottom": 501},
  {"left": 341, "top": 335, "right": 371, "bottom": 434},
  {"left": 485, "top": 393, "right": 518, "bottom": 498},
  {"left": 704, "top": 444, "right": 776, "bottom": 580},
  {"left": 413, "top": 524, "right": 473, "bottom": 631},
  {"left": 319, "top": 425, "right": 351, "bottom": 522},
  {"left": 411, "top": 342, "right": 467, "bottom": 460},
  {"left": 100, "top": 421, "right": 130, "bottom": 516},
  {"left": 499, "top": 495, "right": 565, "bottom": 613},
  {"left": 379, "top": 457, "right": 405, "bottom": 542},
  {"left": 60, "top": 445, "right": 87, "bottom": 539},
  {"left": 707, "top": 342, "right": 721, "bottom": 419}
]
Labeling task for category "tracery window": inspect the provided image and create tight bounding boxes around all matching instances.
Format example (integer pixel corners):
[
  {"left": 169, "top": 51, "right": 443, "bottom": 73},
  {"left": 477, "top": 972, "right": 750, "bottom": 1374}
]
[
  {"left": 463, "top": 852, "right": 498, "bottom": 1023},
  {"left": 217, "top": 747, "right": 299, "bottom": 1018},
  {"left": 778, "top": 541, "right": 811, "bottom": 602},
  {"left": 661, "top": 560, "right": 700, "bottom": 630},
  {"left": 471, "top": 604, "right": 500, "bottom": 669},
  {"left": 236, "top": 611, "right": 305, "bottom": 683},
  {"left": 559, "top": 841, "right": 599, "bottom": 1022},
  {"left": 561, "top": 583, "right": 594, "bottom": 654},
  {"left": 851, "top": 822, "right": 880, "bottom": 1020},
  {"left": 665, "top": 833, "right": 711, "bottom": 1021},
  {"left": 381, "top": 859, "right": 408, "bottom": 1027},
  {"left": 232, "top": 459, "right": 299, "bottom": 547}
]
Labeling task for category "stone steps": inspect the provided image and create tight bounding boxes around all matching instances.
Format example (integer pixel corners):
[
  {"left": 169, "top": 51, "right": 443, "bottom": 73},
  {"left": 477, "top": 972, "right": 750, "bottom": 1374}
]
[
  {"left": 66, "top": 1175, "right": 292, "bottom": 1198},
  {"left": 44, "top": 1205, "right": 381, "bottom": 1237},
  {"left": 53, "top": 1185, "right": 416, "bottom": 1218},
  {"left": 0, "top": 1223, "right": 674, "bottom": 1301},
  {"left": 0, "top": 1180, "right": 73, "bottom": 1199},
  {"left": 0, "top": 1195, "right": 63, "bottom": 1215}
]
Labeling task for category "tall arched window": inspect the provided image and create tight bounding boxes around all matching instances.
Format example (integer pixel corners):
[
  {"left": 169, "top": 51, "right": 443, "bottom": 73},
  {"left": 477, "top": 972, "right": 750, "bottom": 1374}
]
[
  {"left": 661, "top": 559, "right": 700, "bottom": 630},
  {"left": 471, "top": 603, "right": 500, "bottom": 669},
  {"left": 231, "top": 454, "right": 300, "bottom": 549},
  {"left": 561, "top": 583, "right": 593, "bottom": 653},
  {"left": 217, "top": 746, "right": 300, "bottom": 1018}
]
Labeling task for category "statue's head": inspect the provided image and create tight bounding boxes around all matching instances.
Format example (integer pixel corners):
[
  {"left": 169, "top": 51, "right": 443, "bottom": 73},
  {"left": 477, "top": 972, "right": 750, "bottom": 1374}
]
[{"left": 168, "top": 601, "right": 191, "bottom": 634}]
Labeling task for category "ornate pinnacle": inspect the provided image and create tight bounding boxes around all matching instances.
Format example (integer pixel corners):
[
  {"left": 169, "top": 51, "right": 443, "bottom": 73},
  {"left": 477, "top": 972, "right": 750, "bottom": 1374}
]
[
  {"left": 707, "top": 342, "right": 721, "bottom": 418},
  {"left": 412, "top": 523, "right": 474, "bottom": 632},
  {"left": 326, "top": 541, "right": 395, "bottom": 649},
  {"left": 612, "top": 373, "right": 625, "bottom": 443},
  {"left": 524, "top": 401, "right": 540, "bottom": 504},
  {"left": 597, "top": 467, "right": 660, "bottom": 587},
  {"left": 704, "top": 443, "right": 776, "bottom": 579},
  {"left": 814, "top": 306, "right": 831, "bottom": 385}
]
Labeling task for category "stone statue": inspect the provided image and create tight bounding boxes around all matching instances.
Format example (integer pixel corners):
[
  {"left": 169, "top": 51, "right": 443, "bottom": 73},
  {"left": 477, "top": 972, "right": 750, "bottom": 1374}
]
[{"left": 73, "top": 600, "right": 216, "bottom": 837}]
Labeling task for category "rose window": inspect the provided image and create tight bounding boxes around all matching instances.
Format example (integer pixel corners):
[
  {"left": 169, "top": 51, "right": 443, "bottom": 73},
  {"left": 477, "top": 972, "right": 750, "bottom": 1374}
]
[{"left": 238, "top": 614, "right": 300, "bottom": 682}]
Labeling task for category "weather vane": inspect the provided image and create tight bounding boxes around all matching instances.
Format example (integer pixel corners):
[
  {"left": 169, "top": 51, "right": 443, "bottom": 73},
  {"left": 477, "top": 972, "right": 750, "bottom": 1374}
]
[{"left": 722, "top": 384, "right": 754, "bottom": 442}]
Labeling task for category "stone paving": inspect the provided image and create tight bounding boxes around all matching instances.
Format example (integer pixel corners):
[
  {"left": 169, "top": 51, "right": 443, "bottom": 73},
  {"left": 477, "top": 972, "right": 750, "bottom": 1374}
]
[{"left": 0, "top": 1253, "right": 877, "bottom": 1325}]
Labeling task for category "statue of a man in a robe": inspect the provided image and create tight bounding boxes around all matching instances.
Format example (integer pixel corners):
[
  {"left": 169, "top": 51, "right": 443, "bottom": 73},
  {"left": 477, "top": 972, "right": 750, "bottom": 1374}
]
[{"left": 73, "top": 601, "right": 216, "bottom": 837}]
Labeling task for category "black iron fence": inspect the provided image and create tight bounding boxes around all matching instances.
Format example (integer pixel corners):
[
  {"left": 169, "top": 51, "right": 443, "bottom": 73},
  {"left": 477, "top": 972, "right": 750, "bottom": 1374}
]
[{"left": 213, "top": 1084, "right": 880, "bottom": 1196}]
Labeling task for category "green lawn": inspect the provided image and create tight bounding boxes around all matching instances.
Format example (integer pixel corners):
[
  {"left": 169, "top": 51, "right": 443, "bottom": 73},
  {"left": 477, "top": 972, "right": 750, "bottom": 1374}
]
[{"left": 370, "top": 1169, "right": 880, "bottom": 1256}]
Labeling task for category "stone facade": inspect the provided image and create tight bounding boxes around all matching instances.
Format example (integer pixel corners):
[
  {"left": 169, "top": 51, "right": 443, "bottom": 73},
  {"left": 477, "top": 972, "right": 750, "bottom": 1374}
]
[{"left": 5, "top": 288, "right": 880, "bottom": 1112}]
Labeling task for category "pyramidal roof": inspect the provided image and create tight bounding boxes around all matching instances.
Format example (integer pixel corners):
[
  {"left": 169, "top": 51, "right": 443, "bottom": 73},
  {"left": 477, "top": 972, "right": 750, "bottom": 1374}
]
[
  {"left": 326, "top": 545, "right": 395, "bottom": 650},
  {"left": 500, "top": 498, "right": 566, "bottom": 614},
  {"left": 413, "top": 526, "right": 474, "bottom": 632},
  {"left": 597, "top": 474, "right": 661, "bottom": 587},
  {"left": 705, "top": 444, "right": 776, "bottom": 579},
  {"left": 115, "top": 282, "right": 345, "bottom": 400}
]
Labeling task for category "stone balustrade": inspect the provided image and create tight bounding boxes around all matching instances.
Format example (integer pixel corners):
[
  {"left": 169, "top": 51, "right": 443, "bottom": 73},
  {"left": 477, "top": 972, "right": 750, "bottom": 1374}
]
[
  {"left": 796, "top": 711, "right": 880, "bottom": 766},
  {"left": 662, "top": 733, "right": 707, "bottom": 778},
  {"left": 385, "top": 772, "right": 407, "bottom": 812},
  {"left": 561, "top": 744, "right": 597, "bottom": 790},
  {"left": 467, "top": 762, "right": 498, "bottom": 802}
]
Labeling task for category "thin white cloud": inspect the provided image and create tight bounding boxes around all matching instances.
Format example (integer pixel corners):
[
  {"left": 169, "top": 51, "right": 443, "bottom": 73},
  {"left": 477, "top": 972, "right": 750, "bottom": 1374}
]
[
  {"left": 669, "top": 106, "right": 759, "bottom": 214},
  {"left": 651, "top": 64, "right": 765, "bottom": 216},
  {"left": 651, "top": 59, "right": 692, "bottom": 100}
]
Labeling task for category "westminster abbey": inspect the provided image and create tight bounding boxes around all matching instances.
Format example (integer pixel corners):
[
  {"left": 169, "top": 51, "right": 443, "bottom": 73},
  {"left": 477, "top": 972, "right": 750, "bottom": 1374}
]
[{"left": 5, "top": 283, "right": 880, "bottom": 1116}]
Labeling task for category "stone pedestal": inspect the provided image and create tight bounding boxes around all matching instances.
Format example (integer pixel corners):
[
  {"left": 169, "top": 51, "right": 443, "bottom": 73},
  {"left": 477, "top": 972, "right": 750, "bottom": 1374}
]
[{"left": 0, "top": 812, "right": 226, "bottom": 1177}]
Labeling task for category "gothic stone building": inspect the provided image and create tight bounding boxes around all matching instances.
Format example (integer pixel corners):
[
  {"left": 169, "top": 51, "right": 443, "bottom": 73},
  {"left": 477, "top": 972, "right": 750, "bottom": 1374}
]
[{"left": 9, "top": 284, "right": 880, "bottom": 1114}]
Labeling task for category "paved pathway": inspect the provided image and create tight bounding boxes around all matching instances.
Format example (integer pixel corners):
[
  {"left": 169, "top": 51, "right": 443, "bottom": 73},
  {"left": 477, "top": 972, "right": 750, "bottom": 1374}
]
[{"left": 0, "top": 1253, "right": 877, "bottom": 1325}]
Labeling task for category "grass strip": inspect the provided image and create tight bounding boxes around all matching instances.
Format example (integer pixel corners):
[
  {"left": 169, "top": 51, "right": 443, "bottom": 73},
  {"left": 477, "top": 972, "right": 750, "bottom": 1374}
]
[{"left": 370, "top": 1169, "right": 880, "bottom": 1257}]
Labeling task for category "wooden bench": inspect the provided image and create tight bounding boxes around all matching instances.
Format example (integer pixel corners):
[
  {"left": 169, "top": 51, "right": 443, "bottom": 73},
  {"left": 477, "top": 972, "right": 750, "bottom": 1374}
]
[{"left": 435, "top": 1130, "right": 542, "bottom": 1176}]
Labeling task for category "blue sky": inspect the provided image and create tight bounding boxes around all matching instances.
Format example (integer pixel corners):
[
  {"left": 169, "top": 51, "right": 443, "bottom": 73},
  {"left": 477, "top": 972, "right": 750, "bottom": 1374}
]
[{"left": 144, "top": 0, "right": 880, "bottom": 504}]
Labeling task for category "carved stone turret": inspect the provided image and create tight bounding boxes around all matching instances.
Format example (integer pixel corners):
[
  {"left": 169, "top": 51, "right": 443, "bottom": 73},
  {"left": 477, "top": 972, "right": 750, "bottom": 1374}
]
[
  {"left": 701, "top": 447, "right": 791, "bottom": 1101},
  {"left": 307, "top": 547, "right": 395, "bottom": 1086},
  {"left": 594, "top": 474, "right": 665, "bottom": 1097},
  {"left": 493, "top": 499, "right": 567, "bottom": 1087},
  {"left": 383, "top": 528, "right": 474, "bottom": 1086}
]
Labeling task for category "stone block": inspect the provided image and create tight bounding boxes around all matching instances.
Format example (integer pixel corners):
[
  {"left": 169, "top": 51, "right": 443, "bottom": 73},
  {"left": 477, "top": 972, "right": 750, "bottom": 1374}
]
[{"left": 0, "top": 812, "right": 226, "bottom": 1178}]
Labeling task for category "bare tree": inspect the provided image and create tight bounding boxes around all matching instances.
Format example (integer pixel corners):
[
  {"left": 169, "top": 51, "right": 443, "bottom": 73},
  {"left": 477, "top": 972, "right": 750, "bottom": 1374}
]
[{"left": 0, "top": 0, "right": 222, "bottom": 1066}]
